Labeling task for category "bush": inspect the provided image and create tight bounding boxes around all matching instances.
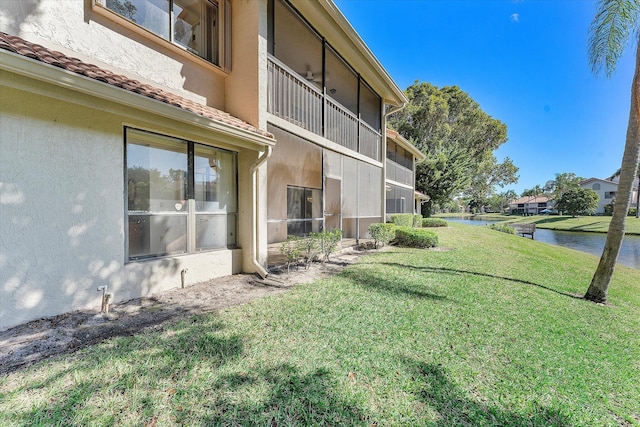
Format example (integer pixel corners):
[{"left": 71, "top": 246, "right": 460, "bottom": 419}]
[
  {"left": 422, "top": 218, "right": 448, "bottom": 228},
  {"left": 279, "top": 237, "right": 301, "bottom": 273},
  {"left": 413, "top": 214, "right": 423, "bottom": 228},
  {"left": 390, "top": 214, "right": 415, "bottom": 227},
  {"left": 394, "top": 226, "right": 438, "bottom": 248},
  {"left": 629, "top": 208, "right": 638, "bottom": 217},
  {"left": 488, "top": 223, "right": 516, "bottom": 234},
  {"left": 297, "top": 233, "right": 322, "bottom": 270},
  {"left": 368, "top": 223, "right": 396, "bottom": 248},
  {"left": 319, "top": 229, "right": 342, "bottom": 262}
]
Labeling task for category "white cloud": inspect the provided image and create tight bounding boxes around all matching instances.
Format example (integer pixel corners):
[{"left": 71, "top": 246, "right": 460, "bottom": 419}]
[{"left": 510, "top": 13, "right": 520, "bottom": 23}]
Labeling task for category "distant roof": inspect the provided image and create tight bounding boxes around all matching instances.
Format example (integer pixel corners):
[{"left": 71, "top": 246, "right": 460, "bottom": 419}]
[
  {"left": 511, "top": 195, "right": 551, "bottom": 204},
  {"left": 579, "top": 177, "right": 618, "bottom": 186},
  {"left": 0, "top": 31, "right": 273, "bottom": 140}
]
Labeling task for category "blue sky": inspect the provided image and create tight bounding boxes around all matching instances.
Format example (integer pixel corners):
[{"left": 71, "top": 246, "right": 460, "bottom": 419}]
[{"left": 334, "top": 0, "right": 635, "bottom": 195}]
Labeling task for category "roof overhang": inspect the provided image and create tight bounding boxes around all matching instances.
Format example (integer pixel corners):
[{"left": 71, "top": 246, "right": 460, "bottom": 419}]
[
  {"left": 289, "top": 0, "right": 407, "bottom": 109},
  {"left": 386, "top": 128, "right": 425, "bottom": 161},
  {"left": 0, "top": 49, "right": 275, "bottom": 150}
]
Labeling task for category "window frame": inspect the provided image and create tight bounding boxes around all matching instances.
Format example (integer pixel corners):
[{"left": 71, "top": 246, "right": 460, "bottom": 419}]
[
  {"left": 125, "top": 127, "right": 238, "bottom": 261},
  {"left": 97, "top": 0, "right": 231, "bottom": 71}
]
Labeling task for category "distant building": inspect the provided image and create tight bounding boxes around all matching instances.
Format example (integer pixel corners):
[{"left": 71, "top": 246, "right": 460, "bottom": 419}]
[
  {"left": 580, "top": 177, "right": 639, "bottom": 214},
  {"left": 509, "top": 196, "right": 554, "bottom": 215}
]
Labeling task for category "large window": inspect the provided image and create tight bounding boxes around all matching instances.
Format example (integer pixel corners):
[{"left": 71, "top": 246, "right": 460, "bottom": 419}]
[
  {"left": 105, "top": 0, "right": 231, "bottom": 69},
  {"left": 126, "top": 128, "right": 237, "bottom": 260}
]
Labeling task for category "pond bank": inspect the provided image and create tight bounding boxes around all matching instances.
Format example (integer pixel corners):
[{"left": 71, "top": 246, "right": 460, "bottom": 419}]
[{"left": 435, "top": 214, "right": 640, "bottom": 235}]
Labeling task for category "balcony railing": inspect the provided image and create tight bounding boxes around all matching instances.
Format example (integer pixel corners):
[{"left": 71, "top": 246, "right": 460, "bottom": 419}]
[
  {"left": 267, "top": 55, "right": 382, "bottom": 162},
  {"left": 386, "top": 159, "right": 414, "bottom": 187}
]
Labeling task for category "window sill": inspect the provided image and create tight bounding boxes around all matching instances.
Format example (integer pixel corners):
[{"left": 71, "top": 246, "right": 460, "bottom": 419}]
[{"left": 91, "top": 0, "right": 229, "bottom": 78}]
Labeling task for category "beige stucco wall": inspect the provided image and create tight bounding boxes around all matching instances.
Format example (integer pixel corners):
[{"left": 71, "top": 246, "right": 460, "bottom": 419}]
[
  {"left": 0, "top": 0, "right": 226, "bottom": 109},
  {"left": 0, "top": 71, "right": 262, "bottom": 330},
  {"left": 225, "top": 0, "right": 268, "bottom": 130}
]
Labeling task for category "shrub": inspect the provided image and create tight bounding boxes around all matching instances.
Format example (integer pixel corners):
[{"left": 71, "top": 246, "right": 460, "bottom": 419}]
[
  {"left": 394, "top": 226, "right": 438, "bottom": 248},
  {"left": 422, "top": 218, "right": 448, "bottom": 228},
  {"left": 368, "top": 223, "right": 396, "bottom": 248},
  {"left": 413, "top": 214, "right": 423, "bottom": 228},
  {"left": 389, "top": 214, "right": 414, "bottom": 227},
  {"left": 488, "top": 223, "right": 516, "bottom": 234},
  {"left": 628, "top": 208, "right": 638, "bottom": 217},
  {"left": 279, "top": 236, "right": 301, "bottom": 273},
  {"left": 319, "top": 229, "right": 342, "bottom": 262},
  {"left": 297, "top": 233, "right": 323, "bottom": 270}
]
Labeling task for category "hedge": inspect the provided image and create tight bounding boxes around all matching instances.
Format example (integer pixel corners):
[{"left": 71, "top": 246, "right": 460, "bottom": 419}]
[
  {"left": 389, "top": 214, "right": 414, "bottom": 227},
  {"left": 422, "top": 218, "right": 448, "bottom": 228},
  {"left": 368, "top": 223, "right": 396, "bottom": 248},
  {"left": 394, "top": 226, "right": 438, "bottom": 248}
]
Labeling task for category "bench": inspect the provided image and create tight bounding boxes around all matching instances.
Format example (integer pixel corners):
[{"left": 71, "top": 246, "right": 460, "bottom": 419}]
[{"left": 513, "top": 223, "right": 536, "bottom": 239}]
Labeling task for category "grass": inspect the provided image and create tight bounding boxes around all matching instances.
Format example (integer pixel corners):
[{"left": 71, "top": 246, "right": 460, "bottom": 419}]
[
  {"left": 1, "top": 223, "right": 639, "bottom": 426},
  {"left": 436, "top": 212, "right": 640, "bottom": 235}
]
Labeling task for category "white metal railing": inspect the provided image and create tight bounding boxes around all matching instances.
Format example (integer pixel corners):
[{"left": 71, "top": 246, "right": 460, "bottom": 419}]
[{"left": 268, "top": 55, "right": 382, "bottom": 161}]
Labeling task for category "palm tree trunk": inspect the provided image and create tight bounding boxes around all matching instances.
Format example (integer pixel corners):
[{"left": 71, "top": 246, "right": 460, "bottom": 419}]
[{"left": 586, "top": 41, "right": 640, "bottom": 303}]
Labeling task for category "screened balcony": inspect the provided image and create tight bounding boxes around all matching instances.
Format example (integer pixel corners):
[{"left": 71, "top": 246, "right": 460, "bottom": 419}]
[
  {"left": 267, "top": 55, "right": 382, "bottom": 162},
  {"left": 267, "top": 0, "right": 383, "bottom": 162}
]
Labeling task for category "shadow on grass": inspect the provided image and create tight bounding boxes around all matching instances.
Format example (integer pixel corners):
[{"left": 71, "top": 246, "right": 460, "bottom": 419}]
[
  {"left": 371, "top": 262, "right": 583, "bottom": 301},
  {"left": 202, "top": 363, "right": 367, "bottom": 425},
  {"left": 4, "top": 319, "right": 367, "bottom": 426},
  {"left": 402, "top": 358, "right": 574, "bottom": 426},
  {"left": 340, "top": 263, "right": 449, "bottom": 301}
]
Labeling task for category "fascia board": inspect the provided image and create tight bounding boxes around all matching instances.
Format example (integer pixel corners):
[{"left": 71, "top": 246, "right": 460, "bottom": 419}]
[{"left": 0, "top": 50, "right": 275, "bottom": 150}]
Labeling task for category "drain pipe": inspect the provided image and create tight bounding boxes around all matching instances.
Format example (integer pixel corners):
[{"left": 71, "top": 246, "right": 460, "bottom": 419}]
[{"left": 250, "top": 146, "right": 272, "bottom": 279}]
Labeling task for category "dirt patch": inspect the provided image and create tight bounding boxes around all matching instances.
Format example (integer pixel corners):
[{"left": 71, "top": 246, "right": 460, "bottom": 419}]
[{"left": 0, "top": 247, "right": 377, "bottom": 375}]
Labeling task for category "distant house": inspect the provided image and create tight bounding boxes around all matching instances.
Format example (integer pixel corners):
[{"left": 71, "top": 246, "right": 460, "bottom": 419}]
[
  {"left": 580, "top": 177, "right": 639, "bottom": 214},
  {"left": 509, "top": 196, "right": 554, "bottom": 215}
]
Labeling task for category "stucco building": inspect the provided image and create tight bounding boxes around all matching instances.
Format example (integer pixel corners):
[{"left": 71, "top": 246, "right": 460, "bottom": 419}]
[
  {"left": 580, "top": 177, "right": 639, "bottom": 214},
  {"left": 0, "top": 0, "right": 410, "bottom": 329}
]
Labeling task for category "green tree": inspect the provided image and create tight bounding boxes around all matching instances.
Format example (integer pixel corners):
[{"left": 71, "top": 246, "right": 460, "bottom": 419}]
[
  {"left": 543, "top": 172, "right": 583, "bottom": 203},
  {"left": 390, "top": 82, "right": 513, "bottom": 216},
  {"left": 585, "top": 0, "right": 640, "bottom": 303},
  {"left": 464, "top": 156, "right": 519, "bottom": 211},
  {"left": 555, "top": 188, "right": 600, "bottom": 217}
]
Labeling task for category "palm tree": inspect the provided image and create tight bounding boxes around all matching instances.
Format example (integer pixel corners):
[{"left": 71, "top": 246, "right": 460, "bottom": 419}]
[{"left": 585, "top": 0, "right": 640, "bottom": 303}]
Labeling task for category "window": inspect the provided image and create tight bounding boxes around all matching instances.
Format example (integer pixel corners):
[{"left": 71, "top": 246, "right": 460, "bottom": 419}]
[
  {"left": 104, "top": 0, "right": 231, "bottom": 69},
  {"left": 126, "top": 128, "right": 237, "bottom": 260},
  {"left": 286, "top": 186, "right": 322, "bottom": 236},
  {"left": 605, "top": 191, "right": 616, "bottom": 199},
  {"left": 592, "top": 183, "right": 601, "bottom": 190}
]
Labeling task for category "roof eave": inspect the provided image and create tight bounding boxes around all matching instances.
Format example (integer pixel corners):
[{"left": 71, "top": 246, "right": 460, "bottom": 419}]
[{"left": 0, "top": 49, "right": 275, "bottom": 149}]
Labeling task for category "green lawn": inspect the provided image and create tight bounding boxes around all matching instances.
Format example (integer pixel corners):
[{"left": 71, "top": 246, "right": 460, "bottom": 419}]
[
  {"left": 1, "top": 223, "right": 639, "bottom": 426},
  {"left": 436, "top": 213, "right": 640, "bottom": 234}
]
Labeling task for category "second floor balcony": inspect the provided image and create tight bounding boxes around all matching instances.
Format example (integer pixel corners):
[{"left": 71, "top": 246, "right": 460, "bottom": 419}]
[{"left": 267, "top": 55, "right": 382, "bottom": 162}]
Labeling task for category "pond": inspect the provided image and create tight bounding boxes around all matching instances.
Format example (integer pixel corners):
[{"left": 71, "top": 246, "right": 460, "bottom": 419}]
[{"left": 445, "top": 217, "right": 640, "bottom": 270}]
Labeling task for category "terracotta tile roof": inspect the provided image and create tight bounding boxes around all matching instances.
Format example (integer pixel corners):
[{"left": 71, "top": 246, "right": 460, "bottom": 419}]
[{"left": 0, "top": 32, "right": 273, "bottom": 140}]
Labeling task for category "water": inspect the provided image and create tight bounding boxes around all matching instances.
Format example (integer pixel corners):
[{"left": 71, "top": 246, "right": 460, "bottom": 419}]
[{"left": 445, "top": 217, "right": 640, "bottom": 270}]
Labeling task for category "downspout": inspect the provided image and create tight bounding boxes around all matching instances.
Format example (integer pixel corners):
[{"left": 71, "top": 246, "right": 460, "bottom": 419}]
[{"left": 250, "top": 146, "right": 273, "bottom": 279}]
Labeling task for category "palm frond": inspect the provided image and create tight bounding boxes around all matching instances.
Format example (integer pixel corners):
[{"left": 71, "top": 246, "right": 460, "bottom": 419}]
[{"left": 588, "top": 0, "right": 640, "bottom": 77}]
